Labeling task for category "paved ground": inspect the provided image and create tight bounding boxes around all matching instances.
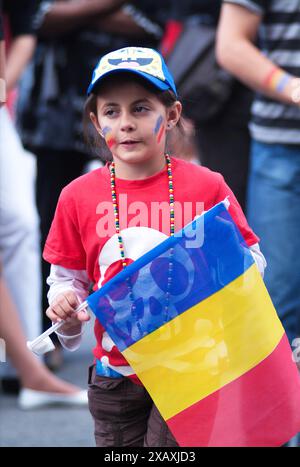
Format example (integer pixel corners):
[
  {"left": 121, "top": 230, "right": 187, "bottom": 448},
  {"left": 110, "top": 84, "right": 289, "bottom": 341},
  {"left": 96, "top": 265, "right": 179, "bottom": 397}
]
[{"left": 0, "top": 321, "right": 96, "bottom": 447}]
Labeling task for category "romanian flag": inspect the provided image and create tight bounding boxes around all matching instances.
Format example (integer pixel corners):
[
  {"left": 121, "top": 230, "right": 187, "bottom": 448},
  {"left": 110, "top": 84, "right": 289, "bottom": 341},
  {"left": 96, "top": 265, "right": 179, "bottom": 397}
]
[{"left": 87, "top": 202, "right": 300, "bottom": 447}]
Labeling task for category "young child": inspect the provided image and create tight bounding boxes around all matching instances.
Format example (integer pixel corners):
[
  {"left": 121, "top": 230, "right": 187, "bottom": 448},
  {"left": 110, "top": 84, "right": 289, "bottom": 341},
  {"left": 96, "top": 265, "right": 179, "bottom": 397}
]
[{"left": 44, "top": 47, "right": 266, "bottom": 447}]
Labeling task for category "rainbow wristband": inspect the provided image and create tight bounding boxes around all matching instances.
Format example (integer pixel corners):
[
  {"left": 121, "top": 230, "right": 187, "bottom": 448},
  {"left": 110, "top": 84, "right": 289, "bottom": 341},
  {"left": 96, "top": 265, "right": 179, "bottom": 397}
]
[{"left": 263, "top": 67, "right": 292, "bottom": 93}]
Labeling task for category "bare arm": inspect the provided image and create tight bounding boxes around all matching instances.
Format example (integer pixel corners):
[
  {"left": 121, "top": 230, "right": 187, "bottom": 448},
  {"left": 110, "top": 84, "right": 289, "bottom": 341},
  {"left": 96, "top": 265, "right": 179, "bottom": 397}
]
[
  {"left": 6, "top": 35, "right": 36, "bottom": 92},
  {"left": 216, "top": 4, "right": 300, "bottom": 106},
  {"left": 88, "top": 7, "right": 154, "bottom": 37},
  {"left": 39, "top": 0, "right": 127, "bottom": 37}
]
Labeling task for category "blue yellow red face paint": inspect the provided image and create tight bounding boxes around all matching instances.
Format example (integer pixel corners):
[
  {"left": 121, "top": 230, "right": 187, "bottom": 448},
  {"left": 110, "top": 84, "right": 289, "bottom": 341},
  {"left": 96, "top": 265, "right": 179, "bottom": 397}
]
[
  {"left": 102, "top": 116, "right": 166, "bottom": 150},
  {"left": 102, "top": 126, "right": 116, "bottom": 149},
  {"left": 154, "top": 115, "right": 165, "bottom": 143}
]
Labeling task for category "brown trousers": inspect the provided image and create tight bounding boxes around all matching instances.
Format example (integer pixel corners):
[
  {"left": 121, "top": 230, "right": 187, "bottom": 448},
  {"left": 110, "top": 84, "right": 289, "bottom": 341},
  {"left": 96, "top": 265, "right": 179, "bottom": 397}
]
[{"left": 88, "top": 365, "right": 178, "bottom": 447}]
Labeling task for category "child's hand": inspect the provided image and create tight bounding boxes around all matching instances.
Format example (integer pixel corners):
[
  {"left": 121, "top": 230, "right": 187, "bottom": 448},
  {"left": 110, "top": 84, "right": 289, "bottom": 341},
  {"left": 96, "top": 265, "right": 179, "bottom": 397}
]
[{"left": 46, "top": 290, "right": 90, "bottom": 329}]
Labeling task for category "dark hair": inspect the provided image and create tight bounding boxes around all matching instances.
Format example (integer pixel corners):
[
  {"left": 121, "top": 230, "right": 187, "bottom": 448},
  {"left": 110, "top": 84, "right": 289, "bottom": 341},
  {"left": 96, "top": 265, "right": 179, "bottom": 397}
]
[{"left": 83, "top": 73, "right": 186, "bottom": 162}]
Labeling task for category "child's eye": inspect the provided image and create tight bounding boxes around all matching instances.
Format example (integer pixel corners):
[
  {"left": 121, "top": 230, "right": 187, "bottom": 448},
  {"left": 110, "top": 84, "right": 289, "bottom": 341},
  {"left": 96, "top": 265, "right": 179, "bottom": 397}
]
[
  {"left": 105, "top": 109, "right": 117, "bottom": 117},
  {"left": 134, "top": 105, "right": 148, "bottom": 113}
]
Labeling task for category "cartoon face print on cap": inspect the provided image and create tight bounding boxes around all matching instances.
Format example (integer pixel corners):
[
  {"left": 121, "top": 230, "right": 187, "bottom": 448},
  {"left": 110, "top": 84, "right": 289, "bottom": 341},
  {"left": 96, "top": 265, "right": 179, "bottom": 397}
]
[{"left": 95, "top": 47, "right": 165, "bottom": 83}]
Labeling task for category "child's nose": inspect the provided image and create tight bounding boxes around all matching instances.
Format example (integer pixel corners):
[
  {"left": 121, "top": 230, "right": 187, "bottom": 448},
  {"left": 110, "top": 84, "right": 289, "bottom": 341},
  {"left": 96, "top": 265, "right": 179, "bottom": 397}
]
[{"left": 120, "top": 112, "right": 136, "bottom": 132}]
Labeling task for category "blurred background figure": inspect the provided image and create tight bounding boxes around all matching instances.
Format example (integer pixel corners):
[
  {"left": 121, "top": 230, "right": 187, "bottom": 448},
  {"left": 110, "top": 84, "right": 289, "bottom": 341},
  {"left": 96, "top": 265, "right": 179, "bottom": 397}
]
[
  {"left": 16, "top": 0, "right": 170, "bottom": 370},
  {"left": 0, "top": 0, "right": 42, "bottom": 392},
  {"left": 0, "top": 0, "right": 87, "bottom": 407},
  {"left": 216, "top": 0, "right": 300, "bottom": 354},
  {"left": 216, "top": 0, "right": 300, "bottom": 447},
  {"left": 160, "top": 0, "right": 253, "bottom": 211}
]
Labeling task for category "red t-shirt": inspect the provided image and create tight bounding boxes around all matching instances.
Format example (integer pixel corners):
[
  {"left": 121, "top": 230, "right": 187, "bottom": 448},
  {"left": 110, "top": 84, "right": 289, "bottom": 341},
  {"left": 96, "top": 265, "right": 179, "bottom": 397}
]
[{"left": 44, "top": 157, "right": 259, "bottom": 382}]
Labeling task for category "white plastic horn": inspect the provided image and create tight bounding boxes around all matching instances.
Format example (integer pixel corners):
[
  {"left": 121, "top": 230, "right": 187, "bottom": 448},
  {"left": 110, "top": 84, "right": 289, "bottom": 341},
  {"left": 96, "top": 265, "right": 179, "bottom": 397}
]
[{"left": 27, "top": 301, "right": 88, "bottom": 355}]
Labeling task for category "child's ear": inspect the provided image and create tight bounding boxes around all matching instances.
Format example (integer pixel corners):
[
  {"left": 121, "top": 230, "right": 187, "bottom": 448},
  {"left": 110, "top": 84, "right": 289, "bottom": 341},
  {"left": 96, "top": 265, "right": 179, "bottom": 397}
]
[
  {"left": 166, "top": 101, "right": 182, "bottom": 130},
  {"left": 90, "top": 112, "right": 103, "bottom": 137}
]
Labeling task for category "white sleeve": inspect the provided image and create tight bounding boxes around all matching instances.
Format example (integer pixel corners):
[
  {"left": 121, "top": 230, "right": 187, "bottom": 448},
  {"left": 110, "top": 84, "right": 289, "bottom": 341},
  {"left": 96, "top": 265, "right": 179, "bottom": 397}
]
[
  {"left": 249, "top": 243, "right": 267, "bottom": 277},
  {"left": 46, "top": 265, "right": 90, "bottom": 351},
  {"left": 47, "top": 264, "right": 90, "bottom": 304}
]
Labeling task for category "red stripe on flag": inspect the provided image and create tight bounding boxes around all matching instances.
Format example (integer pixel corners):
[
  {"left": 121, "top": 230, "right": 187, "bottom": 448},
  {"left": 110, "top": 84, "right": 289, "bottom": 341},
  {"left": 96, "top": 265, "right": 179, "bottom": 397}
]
[{"left": 167, "top": 334, "right": 300, "bottom": 447}]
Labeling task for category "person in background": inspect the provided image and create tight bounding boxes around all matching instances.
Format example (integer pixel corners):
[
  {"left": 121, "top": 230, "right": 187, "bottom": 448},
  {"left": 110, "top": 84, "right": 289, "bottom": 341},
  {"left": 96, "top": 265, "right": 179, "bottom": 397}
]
[
  {"left": 0, "top": 0, "right": 43, "bottom": 392},
  {"left": 216, "top": 0, "right": 300, "bottom": 355},
  {"left": 195, "top": 0, "right": 253, "bottom": 212},
  {"left": 0, "top": 1, "right": 87, "bottom": 408},
  {"left": 160, "top": 0, "right": 253, "bottom": 211}
]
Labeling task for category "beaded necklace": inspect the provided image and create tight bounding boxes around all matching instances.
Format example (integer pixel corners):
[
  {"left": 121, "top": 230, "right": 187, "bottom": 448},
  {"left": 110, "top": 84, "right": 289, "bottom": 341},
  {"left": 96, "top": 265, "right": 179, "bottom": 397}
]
[{"left": 109, "top": 154, "right": 175, "bottom": 331}]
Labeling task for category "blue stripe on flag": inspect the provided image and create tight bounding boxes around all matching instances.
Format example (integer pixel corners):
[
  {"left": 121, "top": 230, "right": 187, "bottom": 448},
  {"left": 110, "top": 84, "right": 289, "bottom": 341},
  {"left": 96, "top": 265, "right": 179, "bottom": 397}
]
[{"left": 87, "top": 202, "right": 254, "bottom": 352}]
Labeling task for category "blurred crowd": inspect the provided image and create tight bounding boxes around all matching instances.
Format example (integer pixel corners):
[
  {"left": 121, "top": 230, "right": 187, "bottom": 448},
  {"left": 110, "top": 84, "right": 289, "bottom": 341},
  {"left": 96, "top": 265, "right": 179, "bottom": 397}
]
[{"left": 0, "top": 0, "right": 299, "bottom": 446}]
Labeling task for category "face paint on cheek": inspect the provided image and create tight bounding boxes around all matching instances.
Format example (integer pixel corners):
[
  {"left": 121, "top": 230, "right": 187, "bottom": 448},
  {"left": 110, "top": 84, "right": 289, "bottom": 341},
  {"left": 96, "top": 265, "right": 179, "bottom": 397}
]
[
  {"left": 154, "top": 115, "right": 163, "bottom": 135},
  {"left": 157, "top": 123, "right": 165, "bottom": 144},
  {"left": 102, "top": 126, "right": 116, "bottom": 149},
  {"left": 154, "top": 115, "right": 165, "bottom": 143}
]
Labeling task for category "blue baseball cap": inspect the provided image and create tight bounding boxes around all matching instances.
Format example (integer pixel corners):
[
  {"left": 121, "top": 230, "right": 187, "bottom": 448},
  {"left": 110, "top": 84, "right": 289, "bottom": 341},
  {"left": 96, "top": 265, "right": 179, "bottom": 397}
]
[{"left": 87, "top": 47, "right": 177, "bottom": 97}]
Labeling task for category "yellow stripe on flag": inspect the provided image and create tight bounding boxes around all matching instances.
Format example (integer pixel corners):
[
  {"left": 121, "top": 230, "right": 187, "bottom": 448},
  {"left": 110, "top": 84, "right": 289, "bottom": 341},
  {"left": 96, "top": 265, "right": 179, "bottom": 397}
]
[{"left": 123, "top": 264, "right": 284, "bottom": 420}]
